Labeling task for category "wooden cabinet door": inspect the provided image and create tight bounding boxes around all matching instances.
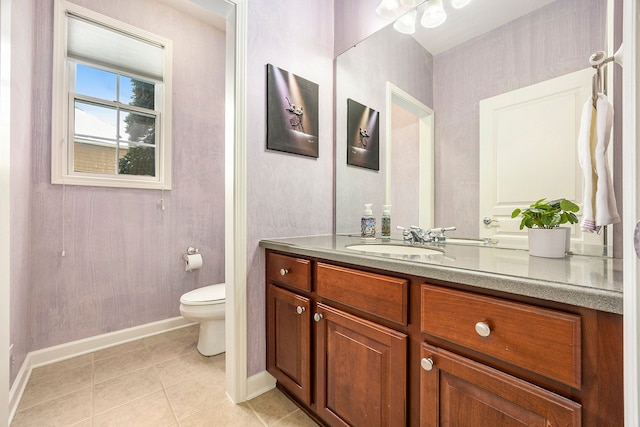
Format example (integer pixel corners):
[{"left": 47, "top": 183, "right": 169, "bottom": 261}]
[
  {"left": 420, "top": 343, "right": 581, "bottom": 427},
  {"left": 266, "top": 284, "right": 311, "bottom": 405},
  {"left": 315, "top": 303, "right": 407, "bottom": 427}
]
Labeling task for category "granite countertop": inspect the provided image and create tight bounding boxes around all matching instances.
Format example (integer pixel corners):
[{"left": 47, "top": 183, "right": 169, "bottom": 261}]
[{"left": 259, "top": 234, "right": 623, "bottom": 314}]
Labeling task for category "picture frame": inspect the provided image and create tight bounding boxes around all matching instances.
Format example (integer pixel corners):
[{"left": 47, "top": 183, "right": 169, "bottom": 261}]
[
  {"left": 266, "top": 64, "right": 319, "bottom": 158},
  {"left": 346, "top": 98, "right": 380, "bottom": 170}
]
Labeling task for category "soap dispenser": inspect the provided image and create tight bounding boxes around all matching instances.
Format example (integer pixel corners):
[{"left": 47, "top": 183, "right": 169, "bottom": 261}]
[
  {"left": 381, "top": 205, "right": 391, "bottom": 240},
  {"left": 361, "top": 203, "right": 376, "bottom": 241}
]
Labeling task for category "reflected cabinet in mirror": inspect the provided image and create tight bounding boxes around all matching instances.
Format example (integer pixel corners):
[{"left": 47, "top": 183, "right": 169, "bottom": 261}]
[{"left": 335, "top": 0, "right": 621, "bottom": 257}]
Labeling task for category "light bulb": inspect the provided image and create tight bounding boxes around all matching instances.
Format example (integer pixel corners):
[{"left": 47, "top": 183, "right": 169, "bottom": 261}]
[
  {"left": 376, "top": 0, "right": 402, "bottom": 19},
  {"left": 421, "top": 0, "right": 447, "bottom": 28},
  {"left": 400, "top": 0, "right": 422, "bottom": 6},
  {"left": 393, "top": 9, "right": 417, "bottom": 34},
  {"left": 450, "top": 0, "right": 472, "bottom": 9}
]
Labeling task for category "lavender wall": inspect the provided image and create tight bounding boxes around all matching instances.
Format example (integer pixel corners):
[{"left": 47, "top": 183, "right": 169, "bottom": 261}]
[
  {"left": 25, "top": 0, "right": 225, "bottom": 352},
  {"left": 10, "top": 0, "right": 35, "bottom": 384},
  {"left": 245, "top": 0, "right": 335, "bottom": 376},
  {"left": 433, "top": 0, "right": 610, "bottom": 238}
]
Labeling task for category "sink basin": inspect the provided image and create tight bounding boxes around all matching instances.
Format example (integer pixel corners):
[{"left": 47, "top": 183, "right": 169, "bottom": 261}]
[{"left": 346, "top": 244, "right": 444, "bottom": 256}]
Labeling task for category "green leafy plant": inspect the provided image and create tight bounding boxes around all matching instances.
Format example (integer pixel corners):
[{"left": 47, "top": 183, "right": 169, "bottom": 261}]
[{"left": 511, "top": 198, "right": 579, "bottom": 230}]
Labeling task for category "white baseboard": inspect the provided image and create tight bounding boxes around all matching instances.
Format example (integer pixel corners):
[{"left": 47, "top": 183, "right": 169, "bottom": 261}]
[
  {"left": 8, "top": 316, "right": 194, "bottom": 424},
  {"left": 245, "top": 370, "right": 276, "bottom": 401},
  {"left": 8, "top": 350, "right": 32, "bottom": 425}
]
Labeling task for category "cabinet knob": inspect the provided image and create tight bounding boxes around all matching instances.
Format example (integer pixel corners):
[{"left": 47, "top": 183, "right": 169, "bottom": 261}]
[
  {"left": 313, "top": 313, "right": 323, "bottom": 322},
  {"left": 279, "top": 268, "right": 289, "bottom": 276},
  {"left": 296, "top": 306, "right": 305, "bottom": 315},
  {"left": 475, "top": 321, "right": 491, "bottom": 337},
  {"left": 421, "top": 357, "right": 434, "bottom": 371}
]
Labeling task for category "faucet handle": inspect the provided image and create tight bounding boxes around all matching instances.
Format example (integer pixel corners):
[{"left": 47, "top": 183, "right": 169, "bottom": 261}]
[
  {"left": 396, "top": 226, "right": 411, "bottom": 240},
  {"left": 397, "top": 226, "right": 419, "bottom": 243},
  {"left": 429, "top": 226, "right": 456, "bottom": 234},
  {"left": 428, "top": 226, "right": 457, "bottom": 242}
]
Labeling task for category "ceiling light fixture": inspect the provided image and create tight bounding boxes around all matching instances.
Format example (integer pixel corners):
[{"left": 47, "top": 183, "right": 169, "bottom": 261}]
[
  {"left": 421, "top": 0, "right": 447, "bottom": 28},
  {"left": 376, "top": 0, "right": 471, "bottom": 33},
  {"left": 375, "top": 0, "right": 402, "bottom": 20},
  {"left": 393, "top": 9, "right": 418, "bottom": 34},
  {"left": 450, "top": 0, "right": 472, "bottom": 9}
]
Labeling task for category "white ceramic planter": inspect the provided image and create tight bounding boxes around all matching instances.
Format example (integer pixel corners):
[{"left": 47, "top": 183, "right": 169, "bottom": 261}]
[{"left": 527, "top": 228, "right": 568, "bottom": 258}]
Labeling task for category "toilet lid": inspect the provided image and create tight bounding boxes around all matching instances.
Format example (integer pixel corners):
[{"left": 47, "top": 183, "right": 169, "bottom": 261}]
[{"left": 180, "top": 283, "right": 225, "bottom": 305}]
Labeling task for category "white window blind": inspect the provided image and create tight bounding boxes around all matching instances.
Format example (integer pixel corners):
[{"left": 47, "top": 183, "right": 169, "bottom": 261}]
[
  {"left": 66, "top": 13, "right": 164, "bottom": 81},
  {"left": 52, "top": 0, "right": 173, "bottom": 190}
]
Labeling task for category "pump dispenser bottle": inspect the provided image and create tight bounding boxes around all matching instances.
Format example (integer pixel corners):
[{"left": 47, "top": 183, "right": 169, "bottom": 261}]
[
  {"left": 381, "top": 205, "right": 391, "bottom": 240},
  {"left": 361, "top": 204, "right": 376, "bottom": 241}
]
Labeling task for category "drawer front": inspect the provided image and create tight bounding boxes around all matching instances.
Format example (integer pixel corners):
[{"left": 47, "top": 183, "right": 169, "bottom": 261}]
[
  {"left": 316, "top": 262, "right": 408, "bottom": 325},
  {"left": 267, "top": 252, "right": 311, "bottom": 292},
  {"left": 421, "top": 284, "right": 581, "bottom": 388}
]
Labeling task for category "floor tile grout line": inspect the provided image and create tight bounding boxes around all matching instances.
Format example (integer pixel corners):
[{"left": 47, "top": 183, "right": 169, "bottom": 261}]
[
  {"left": 92, "top": 387, "right": 168, "bottom": 419},
  {"left": 15, "top": 356, "right": 95, "bottom": 413},
  {"left": 245, "top": 399, "right": 301, "bottom": 426},
  {"left": 14, "top": 383, "right": 94, "bottom": 414},
  {"left": 161, "top": 387, "right": 181, "bottom": 426}
]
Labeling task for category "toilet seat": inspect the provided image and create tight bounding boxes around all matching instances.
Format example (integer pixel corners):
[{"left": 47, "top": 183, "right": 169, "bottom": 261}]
[{"left": 180, "top": 283, "right": 225, "bottom": 306}]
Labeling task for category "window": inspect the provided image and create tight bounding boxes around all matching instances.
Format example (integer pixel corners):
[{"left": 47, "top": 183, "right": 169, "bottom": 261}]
[{"left": 52, "top": 0, "right": 172, "bottom": 189}]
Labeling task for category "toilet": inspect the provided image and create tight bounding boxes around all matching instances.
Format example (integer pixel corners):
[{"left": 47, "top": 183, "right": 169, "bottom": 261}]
[{"left": 179, "top": 283, "right": 226, "bottom": 356}]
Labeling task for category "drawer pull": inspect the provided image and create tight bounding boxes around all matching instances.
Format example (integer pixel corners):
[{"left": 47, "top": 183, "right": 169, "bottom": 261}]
[
  {"left": 279, "top": 268, "right": 289, "bottom": 276},
  {"left": 475, "top": 321, "right": 491, "bottom": 337},
  {"left": 296, "top": 306, "right": 306, "bottom": 315},
  {"left": 314, "top": 313, "right": 323, "bottom": 322},
  {"left": 421, "top": 357, "right": 434, "bottom": 371}
]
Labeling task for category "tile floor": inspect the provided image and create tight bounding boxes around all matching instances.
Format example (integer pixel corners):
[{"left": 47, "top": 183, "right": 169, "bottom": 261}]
[{"left": 11, "top": 325, "right": 319, "bottom": 426}]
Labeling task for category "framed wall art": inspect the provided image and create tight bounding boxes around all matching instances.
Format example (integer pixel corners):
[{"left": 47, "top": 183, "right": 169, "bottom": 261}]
[
  {"left": 346, "top": 98, "right": 379, "bottom": 170},
  {"left": 266, "top": 64, "right": 319, "bottom": 158}
]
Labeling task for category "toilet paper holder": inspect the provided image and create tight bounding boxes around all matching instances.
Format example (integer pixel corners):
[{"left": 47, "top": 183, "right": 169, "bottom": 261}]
[{"left": 183, "top": 246, "right": 203, "bottom": 272}]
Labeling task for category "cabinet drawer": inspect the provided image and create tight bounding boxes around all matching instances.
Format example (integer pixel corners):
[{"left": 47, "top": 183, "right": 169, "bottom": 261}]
[
  {"left": 267, "top": 252, "right": 311, "bottom": 292},
  {"left": 316, "top": 262, "right": 408, "bottom": 325},
  {"left": 421, "top": 284, "right": 581, "bottom": 388}
]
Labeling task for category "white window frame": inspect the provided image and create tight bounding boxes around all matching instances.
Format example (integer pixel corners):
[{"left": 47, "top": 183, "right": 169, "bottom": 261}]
[{"left": 51, "top": 0, "right": 173, "bottom": 189}]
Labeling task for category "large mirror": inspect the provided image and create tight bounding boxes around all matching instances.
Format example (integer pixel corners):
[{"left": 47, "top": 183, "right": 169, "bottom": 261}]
[{"left": 335, "top": 0, "right": 621, "bottom": 257}]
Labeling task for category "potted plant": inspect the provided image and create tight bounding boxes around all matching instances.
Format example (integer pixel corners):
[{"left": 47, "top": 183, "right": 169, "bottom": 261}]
[{"left": 511, "top": 198, "right": 579, "bottom": 258}]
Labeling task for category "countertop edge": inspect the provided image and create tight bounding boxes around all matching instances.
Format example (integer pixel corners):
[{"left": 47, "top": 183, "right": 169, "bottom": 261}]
[{"left": 259, "top": 239, "right": 623, "bottom": 315}]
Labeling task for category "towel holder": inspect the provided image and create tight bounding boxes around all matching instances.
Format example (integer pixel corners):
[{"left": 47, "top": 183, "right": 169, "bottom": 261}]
[{"left": 589, "top": 44, "right": 623, "bottom": 108}]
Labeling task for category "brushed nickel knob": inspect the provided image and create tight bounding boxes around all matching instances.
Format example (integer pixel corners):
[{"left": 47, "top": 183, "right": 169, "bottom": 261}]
[
  {"left": 421, "top": 357, "right": 434, "bottom": 371},
  {"left": 279, "top": 268, "right": 289, "bottom": 276},
  {"left": 475, "top": 321, "right": 491, "bottom": 337},
  {"left": 296, "top": 306, "right": 305, "bottom": 315},
  {"left": 313, "top": 313, "right": 323, "bottom": 322}
]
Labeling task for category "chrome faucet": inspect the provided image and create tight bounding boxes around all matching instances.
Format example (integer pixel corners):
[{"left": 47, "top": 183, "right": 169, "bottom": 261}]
[{"left": 397, "top": 225, "right": 457, "bottom": 244}]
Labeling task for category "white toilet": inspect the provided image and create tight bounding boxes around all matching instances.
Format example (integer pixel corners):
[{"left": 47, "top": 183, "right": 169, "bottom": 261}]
[{"left": 179, "top": 283, "right": 226, "bottom": 356}]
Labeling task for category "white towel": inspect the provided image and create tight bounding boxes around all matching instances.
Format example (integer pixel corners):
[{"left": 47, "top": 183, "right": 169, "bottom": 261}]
[{"left": 577, "top": 94, "right": 620, "bottom": 233}]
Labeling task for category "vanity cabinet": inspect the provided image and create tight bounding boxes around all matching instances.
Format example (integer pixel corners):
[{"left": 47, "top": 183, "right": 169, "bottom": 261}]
[
  {"left": 266, "top": 251, "right": 408, "bottom": 426},
  {"left": 264, "top": 249, "right": 623, "bottom": 427}
]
